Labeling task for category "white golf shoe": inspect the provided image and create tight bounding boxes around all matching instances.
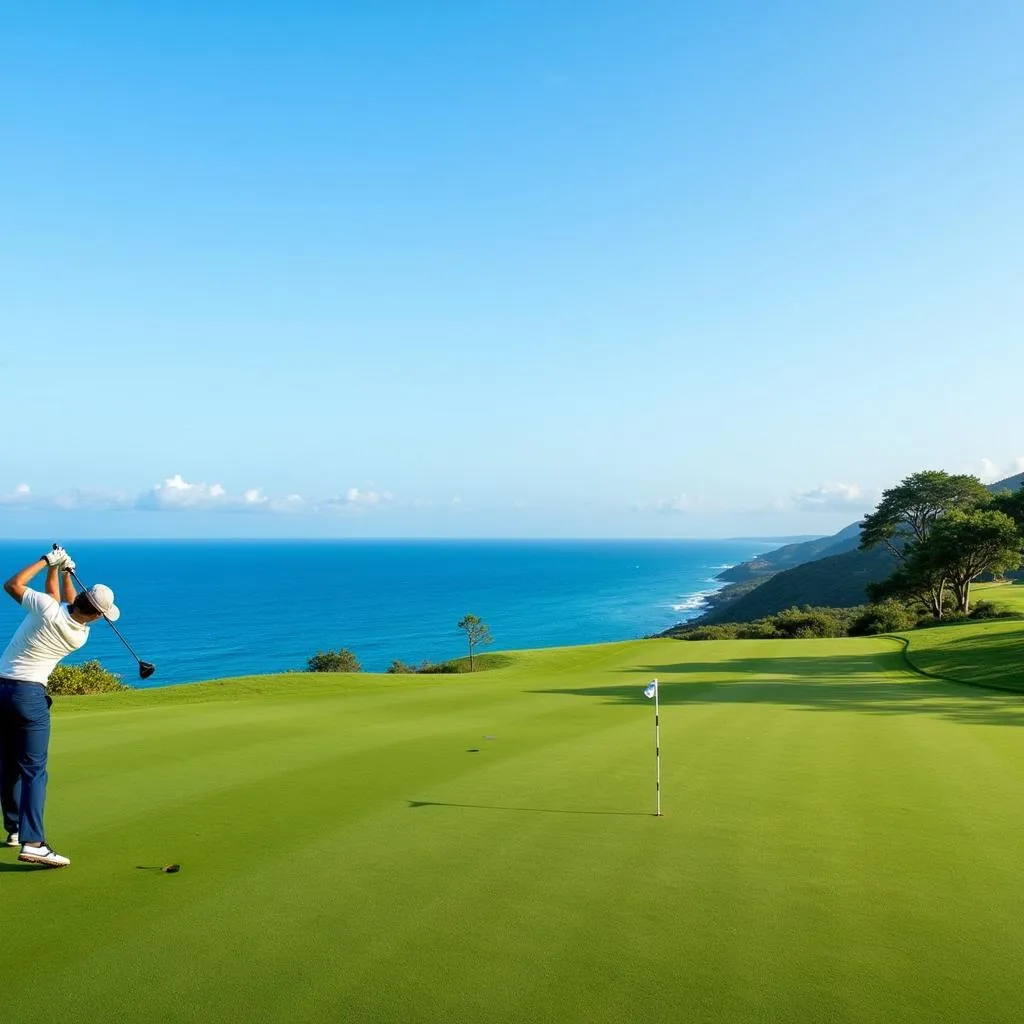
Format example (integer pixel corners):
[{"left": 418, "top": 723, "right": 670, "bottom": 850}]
[
  {"left": 4, "top": 832, "right": 18, "bottom": 847},
  {"left": 18, "top": 844, "right": 70, "bottom": 868}
]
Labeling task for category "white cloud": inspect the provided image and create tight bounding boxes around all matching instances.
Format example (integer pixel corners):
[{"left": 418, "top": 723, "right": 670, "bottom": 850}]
[
  {"left": 136, "top": 474, "right": 231, "bottom": 510},
  {"left": 980, "top": 457, "right": 1024, "bottom": 485},
  {"left": 134, "top": 476, "right": 315, "bottom": 514},
  {"left": 346, "top": 488, "right": 391, "bottom": 506},
  {"left": 313, "top": 488, "right": 395, "bottom": 515},
  {"left": 0, "top": 483, "right": 132, "bottom": 511},
  {"left": 795, "top": 482, "right": 866, "bottom": 511},
  {"left": 0, "top": 475, "right": 415, "bottom": 518},
  {"left": 0, "top": 483, "right": 33, "bottom": 507}
]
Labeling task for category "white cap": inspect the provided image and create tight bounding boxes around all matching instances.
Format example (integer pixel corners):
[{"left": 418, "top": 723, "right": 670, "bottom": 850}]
[{"left": 88, "top": 584, "right": 120, "bottom": 622}]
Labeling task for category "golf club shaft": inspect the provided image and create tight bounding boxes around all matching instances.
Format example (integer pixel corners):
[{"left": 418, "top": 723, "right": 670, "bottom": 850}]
[{"left": 65, "top": 565, "right": 144, "bottom": 666}]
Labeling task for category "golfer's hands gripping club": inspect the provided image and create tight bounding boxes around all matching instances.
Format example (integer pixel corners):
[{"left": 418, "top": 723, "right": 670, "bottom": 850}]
[{"left": 43, "top": 545, "right": 71, "bottom": 568}]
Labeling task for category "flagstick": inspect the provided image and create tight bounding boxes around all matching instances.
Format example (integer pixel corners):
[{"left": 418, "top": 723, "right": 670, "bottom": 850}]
[{"left": 653, "top": 678, "right": 662, "bottom": 817}]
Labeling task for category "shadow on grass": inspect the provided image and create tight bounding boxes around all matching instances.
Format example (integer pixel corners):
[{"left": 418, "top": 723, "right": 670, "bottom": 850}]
[
  {"left": 0, "top": 862, "right": 42, "bottom": 872},
  {"left": 905, "top": 627, "right": 1024, "bottom": 691},
  {"left": 529, "top": 648, "right": 1024, "bottom": 727},
  {"left": 407, "top": 799, "right": 651, "bottom": 817}
]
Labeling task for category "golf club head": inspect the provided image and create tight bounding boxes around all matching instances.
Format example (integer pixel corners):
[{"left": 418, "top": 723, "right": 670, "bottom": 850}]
[{"left": 138, "top": 662, "right": 156, "bottom": 680}]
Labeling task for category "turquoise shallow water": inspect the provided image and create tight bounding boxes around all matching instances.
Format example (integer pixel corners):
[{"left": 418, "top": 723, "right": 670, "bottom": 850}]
[{"left": 0, "top": 539, "right": 769, "bottom": 685}]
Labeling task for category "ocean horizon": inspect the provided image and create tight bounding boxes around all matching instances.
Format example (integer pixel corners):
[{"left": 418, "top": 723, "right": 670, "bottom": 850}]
[{"left": 0, "top": 538, "right": 780, "bottom": 687}]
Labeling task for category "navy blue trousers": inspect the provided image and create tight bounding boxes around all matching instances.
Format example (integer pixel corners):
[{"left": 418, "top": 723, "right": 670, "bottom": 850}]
[{"left": 0, "top": 680, "right": 52, "bottom": 844}]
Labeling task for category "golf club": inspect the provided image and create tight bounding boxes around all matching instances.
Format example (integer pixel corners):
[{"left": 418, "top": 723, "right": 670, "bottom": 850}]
[{"left": 55, "top": 546, "right": 156, "bottom": 680}]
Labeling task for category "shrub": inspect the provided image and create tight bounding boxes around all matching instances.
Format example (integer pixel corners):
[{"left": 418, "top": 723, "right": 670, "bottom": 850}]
[
  {"left": 416, "top": 659, "right": 465, "bottom": 674},
  {"left": 772, "top": 607, "right": 850, "bottom": 638},
  {"left": 48, "top": 660, "right": 127, "bottom": 695},
  {"left": 736, "top": 619, "right": 782, "bottom": 639},
  {"left": 914, "top": 613, "right": 970, "bottom": 629},
  {"left": 848, "top": 600, "right": 919, "bottom": 636},
  {"left": 386, "top": 660, "right": 416, "bottom": 674},
  {"left": 415, "top": 653, "right": 513, "bottom": 673},
  {"left": 680, "top": 625, "right": 741, "bottom": 641},
  {"left": 968, "top": 601, "right": 1019, "bottom": 620},
  {"left": 307, "top": 648, "right": 361, "bottom": 672}
]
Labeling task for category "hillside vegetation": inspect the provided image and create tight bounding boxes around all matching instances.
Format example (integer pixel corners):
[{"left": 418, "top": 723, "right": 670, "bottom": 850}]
[
  {"left": 687, "top": 470, "right": 1024, "bottom": 627},
  {"left": 700, "top": 545, "right": 898, "bottom": 624}
]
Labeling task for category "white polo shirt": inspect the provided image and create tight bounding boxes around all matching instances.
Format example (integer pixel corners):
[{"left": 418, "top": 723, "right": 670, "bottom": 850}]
[{"left": 0, "top": 589, "right": 90, "bottom": 685}]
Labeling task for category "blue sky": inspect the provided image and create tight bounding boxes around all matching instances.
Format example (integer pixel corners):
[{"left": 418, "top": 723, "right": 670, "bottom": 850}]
[{"left": 2, "top": 2, "right": 1022, "bottom": 538}]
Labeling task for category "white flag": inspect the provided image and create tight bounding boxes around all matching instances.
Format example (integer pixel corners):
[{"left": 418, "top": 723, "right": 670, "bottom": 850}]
[{"left": 643, "top": 679, "right": 658, "bottom": 700}]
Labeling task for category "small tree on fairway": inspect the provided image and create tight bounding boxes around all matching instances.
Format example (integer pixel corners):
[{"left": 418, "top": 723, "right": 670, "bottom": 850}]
[{"left": 457, "top": 614, "right": 493, "bottom": 671}]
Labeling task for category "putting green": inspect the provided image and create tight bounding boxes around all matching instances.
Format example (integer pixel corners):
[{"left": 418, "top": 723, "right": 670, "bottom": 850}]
[{"left": 5, "top": 627, "right": 1024, "bottom": 1022}]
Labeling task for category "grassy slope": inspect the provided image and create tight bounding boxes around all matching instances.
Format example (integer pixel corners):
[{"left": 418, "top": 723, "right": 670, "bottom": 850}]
[
  {"left": 5, "top": 621, "right": 1024, "bottom": 1022},
  {"left": 899, "top": 581, "right": 1024, "bottom": 692}
]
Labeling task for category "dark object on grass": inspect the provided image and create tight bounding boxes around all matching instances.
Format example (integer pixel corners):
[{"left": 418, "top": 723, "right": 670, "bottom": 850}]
[
  {"left": 162, "top": 864, "right": 181, "bottom": 873},
  {"left": 467, "top": 748, "right": 480, "bottom": 753}
]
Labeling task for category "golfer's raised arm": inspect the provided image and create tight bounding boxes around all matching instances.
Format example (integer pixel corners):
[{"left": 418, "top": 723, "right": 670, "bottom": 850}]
[
  {"left": 61, "top": 566, "right": 76, "bottom": 604},
  {"left": 45, "top": 564, "right": 60, "bottom": 601},
  {"left": 3, "top": 557, "right": 48, "bottom": 603}
]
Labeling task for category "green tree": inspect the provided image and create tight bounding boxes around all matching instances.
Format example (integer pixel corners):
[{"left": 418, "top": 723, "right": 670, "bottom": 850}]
[
  {"left": 860, "top": 470, "right": 991, "bottom": 558},
  {"left": 457, "top": 614, "right": 493, "bottom": 671},
  {"left": 307, "top": 648, "right": 361, "bottom": 672},
  {"left": 991, "top": 485, "right": 1024, "bottom": 532},
  {"left": 860, "top": 470, "right": 991, "bottom": 617},
  {"left": 867, "top": 553, "right": 949, "bottom": 618},
  {"left": 917, "top": 509, "right": 1022, "bottom": 614}
]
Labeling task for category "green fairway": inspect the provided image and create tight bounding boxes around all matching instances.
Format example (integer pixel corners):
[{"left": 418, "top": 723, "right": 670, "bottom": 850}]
[{"left": 5, "top": 627, "right": 1024, "bottom": 1022}]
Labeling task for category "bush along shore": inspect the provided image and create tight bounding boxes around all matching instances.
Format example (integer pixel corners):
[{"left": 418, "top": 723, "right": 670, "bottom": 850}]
[{"left": 659, "top": 597, "right": 1020, "bottom": 641}]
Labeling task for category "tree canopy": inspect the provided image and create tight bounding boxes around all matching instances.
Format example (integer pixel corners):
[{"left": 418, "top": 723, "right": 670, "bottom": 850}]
[{"left": 859, "top": 470, "right": 991, "bottom": 558}]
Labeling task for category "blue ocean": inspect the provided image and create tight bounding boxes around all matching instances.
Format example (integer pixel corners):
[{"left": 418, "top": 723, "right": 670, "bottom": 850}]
[{"left": 0, "top": 539, "right": 771, "bottom": 687}]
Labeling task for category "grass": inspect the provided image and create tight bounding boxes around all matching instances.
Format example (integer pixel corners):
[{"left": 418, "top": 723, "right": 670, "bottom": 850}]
[
  {"left": 974, "top": 578, "right": 1024, "bottom": 613},
  {"left": 898, "top": 581, "right": 1024, "bottom": 692},
  {"left": 5, "top": 598, "right": 1024, "bottom": 1022}
]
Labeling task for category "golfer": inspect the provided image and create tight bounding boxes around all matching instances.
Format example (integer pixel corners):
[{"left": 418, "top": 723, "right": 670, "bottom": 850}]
[{"left": 0, "top": 546, "right": 120, "bottom": 868}]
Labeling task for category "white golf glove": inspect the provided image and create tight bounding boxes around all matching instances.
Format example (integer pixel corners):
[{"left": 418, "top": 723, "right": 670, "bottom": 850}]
[
  {"left": 62, "top": 556, "right": 76, "bottom": 573},
  {"left": 43, "top": 546, "right": 68, "bottom": 567}
]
